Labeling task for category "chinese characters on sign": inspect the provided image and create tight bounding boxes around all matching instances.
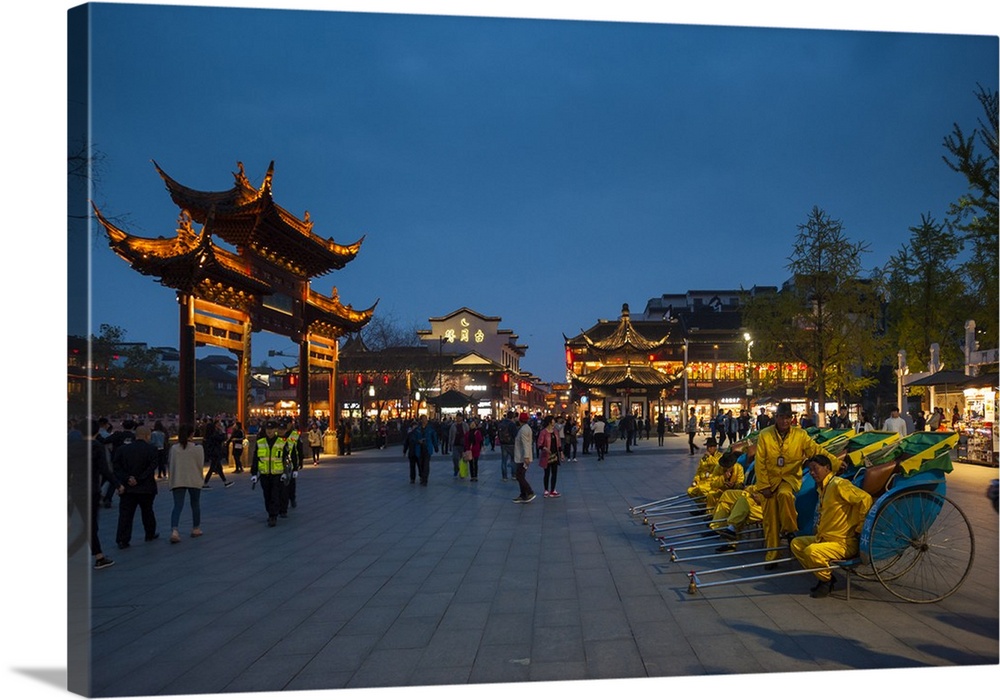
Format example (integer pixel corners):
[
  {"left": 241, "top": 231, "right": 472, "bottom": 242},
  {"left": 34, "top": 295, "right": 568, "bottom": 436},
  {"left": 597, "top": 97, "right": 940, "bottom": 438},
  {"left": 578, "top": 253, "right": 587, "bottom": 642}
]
[{"left": 443, "top": 317, "right": 485, "bottom": 344}]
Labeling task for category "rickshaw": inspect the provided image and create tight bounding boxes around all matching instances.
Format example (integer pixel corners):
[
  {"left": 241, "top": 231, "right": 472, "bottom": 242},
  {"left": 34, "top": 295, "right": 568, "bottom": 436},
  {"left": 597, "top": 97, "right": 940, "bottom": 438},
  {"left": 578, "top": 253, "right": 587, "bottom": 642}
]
[{"left": 677, "top": 432, "right": 975, "bottom": 604}]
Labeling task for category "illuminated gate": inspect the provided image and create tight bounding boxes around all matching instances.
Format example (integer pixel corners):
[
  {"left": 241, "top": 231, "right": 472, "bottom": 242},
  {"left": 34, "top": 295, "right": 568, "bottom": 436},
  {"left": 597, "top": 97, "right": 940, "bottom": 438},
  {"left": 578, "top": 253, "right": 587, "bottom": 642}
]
[{"left": 94, "top": 161, "right": 376, "bottom": 428}]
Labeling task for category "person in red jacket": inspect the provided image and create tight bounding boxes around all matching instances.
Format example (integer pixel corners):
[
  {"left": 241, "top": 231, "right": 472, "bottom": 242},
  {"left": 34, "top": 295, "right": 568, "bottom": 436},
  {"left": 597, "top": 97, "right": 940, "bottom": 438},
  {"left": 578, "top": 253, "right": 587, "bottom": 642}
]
[{"left": 463, "top": 418, "right": 486, "bottom": 482}]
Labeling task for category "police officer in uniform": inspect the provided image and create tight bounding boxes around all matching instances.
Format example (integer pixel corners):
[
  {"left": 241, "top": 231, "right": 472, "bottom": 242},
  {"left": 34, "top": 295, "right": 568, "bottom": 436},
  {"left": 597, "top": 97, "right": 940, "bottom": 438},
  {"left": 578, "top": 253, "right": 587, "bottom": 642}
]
[{"left": 250, "top": 420, "right": 290, "bottom": 527}]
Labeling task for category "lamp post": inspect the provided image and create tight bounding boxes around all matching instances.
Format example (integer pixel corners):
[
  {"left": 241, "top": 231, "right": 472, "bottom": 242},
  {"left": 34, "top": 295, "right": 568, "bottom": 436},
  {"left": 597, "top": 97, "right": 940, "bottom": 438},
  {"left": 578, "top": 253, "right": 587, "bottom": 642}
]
[{"left": 743, "top": 333, "right": 753, "bottom": 411}]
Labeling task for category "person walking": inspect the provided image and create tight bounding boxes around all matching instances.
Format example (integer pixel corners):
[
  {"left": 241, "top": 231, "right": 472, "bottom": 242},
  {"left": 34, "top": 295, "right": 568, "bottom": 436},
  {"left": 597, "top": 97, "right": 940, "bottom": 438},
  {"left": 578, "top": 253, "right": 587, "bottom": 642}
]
[
  {"left": 89, "top": 420, "right": 119, "bottom": 569},
  {"left": 167, "top": 424, "right": 206, "bottom": 544},
  {"left": 686, "top": 407, "right": 699, "bottom": 455},
  {"left": 882, "top": 406, "right": 908, "bottom": 438},
  {"left": 404, "top": 420, "right": 421, "bottom": 484},
  {"left": 581, "top": 413, "right": 592, "bottom": 455},
  {"left": 280, "top": 420, "right": 304, "bottom": 514},
  {"left": 496, "top": 411, "right": 518, "bottom": 480},
  {"left": 592, "top": 414, "right": 608, "bottom": 461},
  {"left": 250, "top": 420, "right": 290, "bottom": 527},
  {"left": 656, "top": 413, "right": 666, "bottom": 446},
  {"left": 229, "top": 421, "right": 246, "bottom": 473},
  {"left": 307, "top": 422, "right": 323, "bottom": 465},
  {"left": 537, "top": 415, "right": 563, "bottom": 497},
  {"left": 112, "top": 424, "right": 160, "bottom": 549},
  {"left": 564, "top": 416, "right": 578, "bottom": 461},
  {"left": 449, "top": 414, "right": 468, "bottom": 478},
  {"left": 150, "top": 420, "right": 168, "bottom": 479},
  {"left": 411, "top": 414, "right": 439, "bottom": 485},
  {"left": 463, "top": 417, "right": 485, "bottom": 482},
  {"left": 202, "top": 420, "right": 233, "bottom": 488},
  {"left": 512, "top": 412, "right": 537, "bottom": 503}
]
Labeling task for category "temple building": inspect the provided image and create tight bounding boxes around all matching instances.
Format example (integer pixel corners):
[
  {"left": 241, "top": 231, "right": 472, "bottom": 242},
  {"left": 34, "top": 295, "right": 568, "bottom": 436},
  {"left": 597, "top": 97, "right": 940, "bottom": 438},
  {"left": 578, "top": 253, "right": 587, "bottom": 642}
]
[
  {"left": 93, "top": 161, "right": 375, "bottom": 428},
  {"left": 567, "top": 293, "right": 812, "bottom": 425}
]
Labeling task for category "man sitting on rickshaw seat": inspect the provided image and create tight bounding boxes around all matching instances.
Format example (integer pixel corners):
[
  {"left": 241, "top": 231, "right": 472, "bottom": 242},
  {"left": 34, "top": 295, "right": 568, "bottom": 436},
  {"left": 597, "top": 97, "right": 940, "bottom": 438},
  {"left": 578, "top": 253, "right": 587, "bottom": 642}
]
[
  {"left": 790, "top": 454, "right": 873, "bottom": 599},
  {"left": 710, "top": 483, "right": 766, "bottom": 550},
  {"left": 687, "top": 437, "right": 721, "bottom": 502},
  {"left": 704, "top": 451, "right": 745, "bottom": 511}
]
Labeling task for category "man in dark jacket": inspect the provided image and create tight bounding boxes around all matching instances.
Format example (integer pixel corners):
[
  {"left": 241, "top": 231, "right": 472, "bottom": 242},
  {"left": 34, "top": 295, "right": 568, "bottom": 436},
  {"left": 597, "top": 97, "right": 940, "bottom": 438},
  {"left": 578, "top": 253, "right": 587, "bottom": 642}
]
[{"left": 112, "top": 424, "right": 160, "bottom": 548}]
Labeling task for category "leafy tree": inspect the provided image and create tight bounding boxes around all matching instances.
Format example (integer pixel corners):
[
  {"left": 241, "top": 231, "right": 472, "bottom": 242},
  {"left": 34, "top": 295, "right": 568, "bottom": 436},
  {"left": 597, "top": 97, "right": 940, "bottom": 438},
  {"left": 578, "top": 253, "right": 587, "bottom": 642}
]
[
  {"left": 742, "top": 207, "right": 888, "bottom": 422},
  {"left": 89, "top": 324, "right": 177, "bottom": 417},
  {"left": 942, "top": 84, "right": 998, "bottom": 344},
  {"left": 882, "top": 214, "right": 968, "bottom": 373}
]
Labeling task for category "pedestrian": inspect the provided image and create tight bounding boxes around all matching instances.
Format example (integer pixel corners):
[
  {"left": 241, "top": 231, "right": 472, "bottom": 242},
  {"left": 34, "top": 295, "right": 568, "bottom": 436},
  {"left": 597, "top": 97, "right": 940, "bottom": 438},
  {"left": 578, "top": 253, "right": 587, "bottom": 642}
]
[
  {"left": 411, "top": 414, "right": 439, "bottom": 485},
  {"left": 656, "top": 413, "right": 666, "bottom": 446},
  {"left": 250, "top": 420, "right": 290, "bottom": 527},
  {"left": 564, "top": 416, "right": 578, "bottom": 461},
  {"left": 463, "top": 417, "right": 485, "bottom": 481},
  {"left": 150, "top": 420, "right": 168, "bottom": 479},
  {"left": 855, "top": 411, "right": 876, "bottom": 432},
  {"left": 537, "top": 415, "right": 563, "bottom": 497},
  {"left": 112, "top": 424, "right": 160, "bottom": 549},
  {"left": 167, "top": 424, "right": 205, "bottom": 544},
  {"left": 449, "top": 414, "right": 468, "bottom": 478},
  {"left": 306, "top": 422, "right": 322, "bottom": 465},
  {"left": 790, "top": 454, "right": 872, "bottom": 598},
  {"left": 581, "top": 413, "right": 592, "bottom": 454},
  {"left": 496, "top": 411, "right": 518, "bottom": 480},
  {"left": 89, "top": 420, "right": 119, "bottom": 569},
  {"left": 229, "top": 421, "right": 246, "bottom": 473},
  {"left": 512, "top": 412, "right": 537, "bottom": 503},
  {"left": 280, "top": 420, "right": 304, "bottom": 514},
  {"left": 403, "top": 420, "right": 421, "bottom": 483},
  {"left": 644, "top": 416, "right": 651, "bottom": 440},
  {"left": 913, "top": 410, "right": 926, "bottom": 432},
  {"left": 927, "top": 406, "right": 944, "bottom": 431},
  {"left": 754, "top": 402, "right": 842, "bottom": 569},
  {"left": 756, "top": 407, "right": 772, "bottom": 431},
  {"left": 202, "top": 420, "right": 233, "bottom": 488},
  {"left": 592, "top": 414, "right": 608, "bottom": 461},
  {"left": 726, "top": 409, "right": 738, "bottom": 445},
  {"left": 620, "top": 412, "right": 635, "bottom": 452},
  {"left": 882, "top": 406, "right": 908, "bottom": 438},
  {"left": 686, "top": 407, "right": 699, "bottom": 455}
]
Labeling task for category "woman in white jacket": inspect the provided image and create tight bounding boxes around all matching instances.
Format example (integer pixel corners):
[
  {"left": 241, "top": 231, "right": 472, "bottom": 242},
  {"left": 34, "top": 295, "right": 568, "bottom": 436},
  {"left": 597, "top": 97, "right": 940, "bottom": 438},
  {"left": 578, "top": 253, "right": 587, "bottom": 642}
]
[{"left": 167, "top": 424, "right": 206, "bottom": 543}]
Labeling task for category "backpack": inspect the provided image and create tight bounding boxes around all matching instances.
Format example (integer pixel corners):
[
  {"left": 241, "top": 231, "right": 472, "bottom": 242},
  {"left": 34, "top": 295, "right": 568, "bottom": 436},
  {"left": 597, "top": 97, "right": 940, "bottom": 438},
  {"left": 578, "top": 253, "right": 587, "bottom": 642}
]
[{"left": 498, "top": 420, "right": 516, "bottom": 445}]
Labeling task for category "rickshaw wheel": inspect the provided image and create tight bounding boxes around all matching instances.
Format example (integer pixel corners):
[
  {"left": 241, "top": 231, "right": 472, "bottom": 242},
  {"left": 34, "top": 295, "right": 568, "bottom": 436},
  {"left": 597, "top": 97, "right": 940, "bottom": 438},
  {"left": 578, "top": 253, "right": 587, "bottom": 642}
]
[{"left": 869, "top": 491, "right": 975, "bottom": 603}]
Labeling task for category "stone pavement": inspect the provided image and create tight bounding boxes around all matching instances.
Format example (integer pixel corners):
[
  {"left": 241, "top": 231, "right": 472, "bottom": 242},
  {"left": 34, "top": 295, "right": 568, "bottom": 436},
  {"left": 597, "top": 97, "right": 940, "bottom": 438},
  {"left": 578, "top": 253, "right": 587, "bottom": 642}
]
[{"left": 82, "top": 435, "right": 998, "bottom": 696}]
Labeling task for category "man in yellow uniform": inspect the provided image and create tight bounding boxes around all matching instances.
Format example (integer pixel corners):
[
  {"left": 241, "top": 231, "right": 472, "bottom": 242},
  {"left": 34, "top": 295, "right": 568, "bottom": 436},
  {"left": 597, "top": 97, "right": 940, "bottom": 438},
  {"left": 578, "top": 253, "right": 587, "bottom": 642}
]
[
  {"left": 704, "top": 451, "right": 745, "bottom": 511},
  {"left": 755, "top": 402, "right": 841, "bottom": 568},
  {"left": 709, "top": 483, "right": 765, "bottom": 550},
  {"left": 790, "top": 454, "right": 872, "bottom": 597},
  {"left": 250, "top": 420, "right": 289, "bottom": 527},
  {"left": 687, "top": 437, "right": 720, "bottom": 502}
]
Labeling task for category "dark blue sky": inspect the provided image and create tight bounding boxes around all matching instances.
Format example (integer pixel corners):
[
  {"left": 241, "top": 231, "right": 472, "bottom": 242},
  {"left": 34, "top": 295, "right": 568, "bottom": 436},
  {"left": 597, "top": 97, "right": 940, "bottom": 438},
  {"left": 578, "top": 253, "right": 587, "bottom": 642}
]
[{"left": 72, "top": 4, "right": 997, "bottom": 383}]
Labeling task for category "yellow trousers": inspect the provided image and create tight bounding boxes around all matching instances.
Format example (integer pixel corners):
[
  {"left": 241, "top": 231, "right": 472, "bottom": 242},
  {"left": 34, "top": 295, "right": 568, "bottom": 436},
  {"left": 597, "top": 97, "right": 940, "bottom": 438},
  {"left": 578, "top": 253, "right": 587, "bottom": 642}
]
[
  {"left": 710, "top": 490, "right": 762, "bottom": 529},
  {"left": 761, "top": 482, "right": 798, "bottom": 561},
  {"left": 790, "top": 535, "right": 858, "bottom": 582}
]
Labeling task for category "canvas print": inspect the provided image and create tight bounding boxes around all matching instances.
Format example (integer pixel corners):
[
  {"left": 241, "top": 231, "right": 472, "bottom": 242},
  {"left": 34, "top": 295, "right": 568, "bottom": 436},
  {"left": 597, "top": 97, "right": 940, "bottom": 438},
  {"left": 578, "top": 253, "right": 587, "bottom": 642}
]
[{"left": 63, "top": 2, "right": 998, "bottom": 699}]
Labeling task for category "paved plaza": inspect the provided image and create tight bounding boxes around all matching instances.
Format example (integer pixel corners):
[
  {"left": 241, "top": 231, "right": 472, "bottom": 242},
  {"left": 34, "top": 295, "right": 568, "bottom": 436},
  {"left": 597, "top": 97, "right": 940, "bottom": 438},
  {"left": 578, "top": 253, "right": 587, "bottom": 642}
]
[{"left": 81, "top": 434, "right": 998, "bottom": 696}]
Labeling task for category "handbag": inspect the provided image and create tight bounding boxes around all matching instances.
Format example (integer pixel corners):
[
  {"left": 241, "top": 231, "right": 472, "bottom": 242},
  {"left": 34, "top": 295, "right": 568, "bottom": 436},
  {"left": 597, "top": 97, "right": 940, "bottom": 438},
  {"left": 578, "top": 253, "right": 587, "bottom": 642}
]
[{"left": 462, "top": 450, "right": 473, "bottom": 462}]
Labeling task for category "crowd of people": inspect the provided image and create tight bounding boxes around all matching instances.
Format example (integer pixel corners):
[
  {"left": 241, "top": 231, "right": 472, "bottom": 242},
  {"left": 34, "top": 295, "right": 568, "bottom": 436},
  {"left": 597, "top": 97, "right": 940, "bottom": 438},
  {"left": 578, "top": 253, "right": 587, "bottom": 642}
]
[{"left": 75, "top": 413, "right": 318, "bottom": 570}]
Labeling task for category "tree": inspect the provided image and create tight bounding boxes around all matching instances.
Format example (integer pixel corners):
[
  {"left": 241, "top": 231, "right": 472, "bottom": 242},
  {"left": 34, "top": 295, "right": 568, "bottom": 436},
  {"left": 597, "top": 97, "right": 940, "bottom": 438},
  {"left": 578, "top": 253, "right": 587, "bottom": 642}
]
[
  {"left": 742, "top": 207, "right": 888, "bottom": 422},
  {"left": 89, "top": 324, "right": 177, "bottom": 417},
  {"left": 882, "top": 214, "right": 968, "bottom": 374},
  {"left": 942, "top": 84, "right": 999, "bottom": 344}
]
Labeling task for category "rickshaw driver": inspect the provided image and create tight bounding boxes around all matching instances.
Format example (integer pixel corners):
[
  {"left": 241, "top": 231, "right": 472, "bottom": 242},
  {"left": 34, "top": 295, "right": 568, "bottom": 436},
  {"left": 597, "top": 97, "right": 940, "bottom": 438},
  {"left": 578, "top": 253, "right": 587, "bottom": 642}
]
[
  {"left": 790, "top": 454, "right": 872, "bottom": 598},
  {"left": 687, "top": 437, "right": 721, "bottom": 501},
  {"left": 755, "top": 402, "right": 842, "bottom": 569},
  {"left": 704, "top": 451, "right": 744, "bottom": 511}
]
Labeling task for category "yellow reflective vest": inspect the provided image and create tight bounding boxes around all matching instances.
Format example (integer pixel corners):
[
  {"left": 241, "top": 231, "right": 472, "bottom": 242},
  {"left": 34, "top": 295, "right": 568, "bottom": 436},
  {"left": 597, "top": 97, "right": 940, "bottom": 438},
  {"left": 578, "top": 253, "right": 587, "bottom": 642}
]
[{"left": 256, "top": 436, "right": 288, "bottom": 475}]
